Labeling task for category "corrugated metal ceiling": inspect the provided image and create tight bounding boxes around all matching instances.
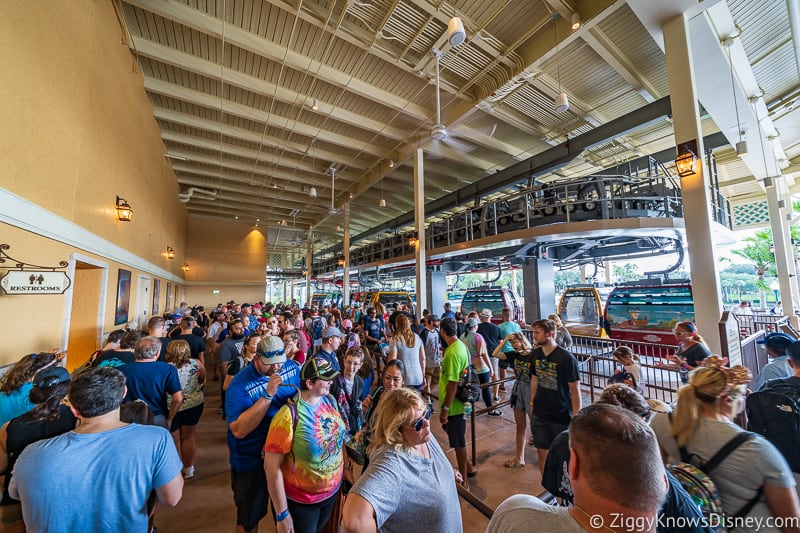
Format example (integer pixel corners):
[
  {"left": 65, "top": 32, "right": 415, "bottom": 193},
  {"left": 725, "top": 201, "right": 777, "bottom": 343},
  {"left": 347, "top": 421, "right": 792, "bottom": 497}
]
[{"left": 118, "top": 0, "right": 800, "bottom": 256}]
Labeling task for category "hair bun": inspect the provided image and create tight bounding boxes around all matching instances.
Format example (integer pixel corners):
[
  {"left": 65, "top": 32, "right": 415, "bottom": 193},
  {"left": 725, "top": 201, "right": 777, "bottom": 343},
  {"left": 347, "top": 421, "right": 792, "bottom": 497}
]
[{"left": 726, "top": 365, "right": 752, "bottom": 386}]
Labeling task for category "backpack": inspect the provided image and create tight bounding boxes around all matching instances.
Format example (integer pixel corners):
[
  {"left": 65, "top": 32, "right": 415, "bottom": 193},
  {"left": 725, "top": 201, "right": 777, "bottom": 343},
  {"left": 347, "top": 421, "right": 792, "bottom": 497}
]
[
  {"left": 311, "top": 317, "right": 325, "bottom": 341},
  {"left": 455, "top": 364, "right": 481, "bottom": 403},
  {"left": 667, "top": 414, "right": 762, "bottom": 531},
  {"left": 746, "top": 378, "right": 800, "bottom": 472},
  {"left": 71, "top": 349, "right": 103, "bottom": 380}
]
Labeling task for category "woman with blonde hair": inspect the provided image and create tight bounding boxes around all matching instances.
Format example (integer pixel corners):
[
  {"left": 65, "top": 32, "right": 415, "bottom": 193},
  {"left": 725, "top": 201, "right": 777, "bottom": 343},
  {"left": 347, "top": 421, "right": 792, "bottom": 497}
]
[
  {"left": 547, "top": 314, "right": 573, "bottom": 350},
  {"left": 342, "top": 387, "right": 462, "bottom": 533},
  {"left": 492, "top": 332, "right": 535, "bottom": 468},
  {"left": 651, "top": 363, "right": 800, "bottom": 530},
  {"left": 165, "top": 339, "right": 206, "bottom": 479},
  {"left": 387, "top": 314, "right": 425, "bottom": 390}
]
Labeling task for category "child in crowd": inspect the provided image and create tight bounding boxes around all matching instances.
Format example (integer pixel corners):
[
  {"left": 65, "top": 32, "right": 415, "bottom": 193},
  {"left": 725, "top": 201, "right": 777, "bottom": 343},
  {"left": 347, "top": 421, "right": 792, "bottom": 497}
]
[{"left": 609, "top": 346, "right": 643, "bottom": 393}]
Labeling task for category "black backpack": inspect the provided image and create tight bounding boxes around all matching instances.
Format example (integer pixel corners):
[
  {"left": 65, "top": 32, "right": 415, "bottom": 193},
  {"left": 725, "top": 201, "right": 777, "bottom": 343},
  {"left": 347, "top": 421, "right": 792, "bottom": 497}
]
[
  {"left": 746, "top": 378, "right": 800, "bottom": 472},
  {"left": 455, "top": 365, "right": 481, "bottom": 403}
]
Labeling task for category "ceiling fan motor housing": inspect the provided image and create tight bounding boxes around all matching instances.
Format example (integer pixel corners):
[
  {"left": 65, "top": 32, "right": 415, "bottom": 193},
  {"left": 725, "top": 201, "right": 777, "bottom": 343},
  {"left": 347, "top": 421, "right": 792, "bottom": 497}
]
[{"left": 431, "top": 124, "right": 448, "bottom": 140}]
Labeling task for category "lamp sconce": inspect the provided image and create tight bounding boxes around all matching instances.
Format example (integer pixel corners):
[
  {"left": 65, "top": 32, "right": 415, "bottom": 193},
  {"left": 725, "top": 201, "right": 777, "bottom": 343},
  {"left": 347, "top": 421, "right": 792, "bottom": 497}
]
[
  {"left": 166, "top": 246, "right": 175, "bottom": 260},
  {"left": 115, "top": 196, "right": 133, "bottom": 222},
  {"left": 570, "top": 12, "right": 581, "bottom": 30},
  {"left": 302, "top": 269, "right": 308, "bottom": 277},
  {"left": 408, "top": 235, "right": 419, "bottom": 248},
  {"left": 336, "top": 256, "right": 345, "bottom": 267},
  {"left": 675, "top": 141, "right": 699, "bottom": 178},
  {"left": 182, "top": 262, "right": 190, "bottom": 272}
]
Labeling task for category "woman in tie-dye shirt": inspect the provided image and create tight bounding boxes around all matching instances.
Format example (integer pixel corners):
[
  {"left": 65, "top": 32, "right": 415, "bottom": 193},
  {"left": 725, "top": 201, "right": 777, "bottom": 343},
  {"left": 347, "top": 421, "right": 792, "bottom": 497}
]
[{"left": 264, "top": 356, "right": 347, "bottom": 533}]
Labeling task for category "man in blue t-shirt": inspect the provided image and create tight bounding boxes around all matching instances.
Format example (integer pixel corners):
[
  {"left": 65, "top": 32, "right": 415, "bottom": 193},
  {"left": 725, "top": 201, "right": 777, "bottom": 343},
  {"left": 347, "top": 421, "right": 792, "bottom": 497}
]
[
  {"left": 10, "top": 367, "right": 183, "bottom": 533},
  {"left": 226, "top": 336, "right": 300, "bottom": 533},
  {"left": 362, "top": 308, "right": 385, "bottom": 347},
  {"left": 120, "top": 336, "right": 183, "bottom": 428}
]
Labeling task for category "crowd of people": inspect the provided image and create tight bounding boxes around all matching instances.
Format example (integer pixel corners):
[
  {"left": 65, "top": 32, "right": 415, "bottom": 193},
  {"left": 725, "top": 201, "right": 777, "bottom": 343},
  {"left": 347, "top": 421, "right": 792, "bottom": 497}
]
[{"left": 2, "top": 296, "right": 800, "bottom": 533}]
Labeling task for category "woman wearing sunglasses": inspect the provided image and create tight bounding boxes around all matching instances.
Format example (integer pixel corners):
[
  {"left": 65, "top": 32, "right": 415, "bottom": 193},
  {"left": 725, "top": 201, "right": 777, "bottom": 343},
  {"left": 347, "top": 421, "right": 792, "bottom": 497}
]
[{"left": 342, "top": 387, "right": 463, "bottom": 533}]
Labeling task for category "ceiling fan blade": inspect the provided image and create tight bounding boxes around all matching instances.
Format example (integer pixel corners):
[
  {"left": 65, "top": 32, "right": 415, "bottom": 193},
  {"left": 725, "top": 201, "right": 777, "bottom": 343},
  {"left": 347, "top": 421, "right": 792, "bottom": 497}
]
[
  {"left": 426, "top": 140, "right": 445, "bottom": 159},
  {"left": 443, "top": 136, "right": 477, "bottom": 153}
]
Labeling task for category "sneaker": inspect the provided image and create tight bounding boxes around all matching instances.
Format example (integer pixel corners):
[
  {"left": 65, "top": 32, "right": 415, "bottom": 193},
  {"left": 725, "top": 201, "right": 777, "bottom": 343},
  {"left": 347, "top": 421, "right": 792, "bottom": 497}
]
[
  {"left": 182, "top": 466, "right": 195, "bottom": 479},
  {"left": 487, "top": 409, "right": 502, "bottom": 417}
]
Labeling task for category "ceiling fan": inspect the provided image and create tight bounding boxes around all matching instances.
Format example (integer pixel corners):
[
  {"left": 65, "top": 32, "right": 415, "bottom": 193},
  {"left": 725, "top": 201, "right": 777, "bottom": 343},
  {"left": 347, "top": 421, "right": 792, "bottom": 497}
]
[{"left": 422, "top": 48, "right": 475, "bottom": 157}]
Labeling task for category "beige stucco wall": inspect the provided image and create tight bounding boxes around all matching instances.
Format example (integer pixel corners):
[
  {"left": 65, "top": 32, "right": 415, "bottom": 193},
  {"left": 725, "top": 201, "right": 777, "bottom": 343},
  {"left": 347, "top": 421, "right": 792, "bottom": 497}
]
[
  {"left": 184, "top": 215, "right": 267, "bottom": 308},
  {"left": 0, "top": 1, "right": 189, "bottom": 366}
]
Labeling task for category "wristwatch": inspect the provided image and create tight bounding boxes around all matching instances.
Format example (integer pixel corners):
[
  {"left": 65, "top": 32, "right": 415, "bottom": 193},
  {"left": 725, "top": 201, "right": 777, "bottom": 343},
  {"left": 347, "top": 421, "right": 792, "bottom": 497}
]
[
  {"left": 263, "top": 392, "right": 273, "bottom": 401},
  {"left": 442, "top": 405, "right": 450, "bottom": 411}
]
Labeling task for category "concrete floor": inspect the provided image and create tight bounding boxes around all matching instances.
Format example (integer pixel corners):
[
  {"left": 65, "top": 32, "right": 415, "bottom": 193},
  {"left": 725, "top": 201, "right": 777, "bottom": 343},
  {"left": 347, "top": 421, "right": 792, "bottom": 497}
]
[{"left": 155, "top": 386, "right": 545, "bottom": 532}]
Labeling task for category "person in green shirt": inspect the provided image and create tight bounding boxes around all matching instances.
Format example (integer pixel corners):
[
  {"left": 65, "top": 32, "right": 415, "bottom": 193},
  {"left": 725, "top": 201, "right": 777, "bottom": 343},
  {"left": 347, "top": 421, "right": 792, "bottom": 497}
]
[{"left": 438, "top": 317, "right": 477, "bottom": 487}]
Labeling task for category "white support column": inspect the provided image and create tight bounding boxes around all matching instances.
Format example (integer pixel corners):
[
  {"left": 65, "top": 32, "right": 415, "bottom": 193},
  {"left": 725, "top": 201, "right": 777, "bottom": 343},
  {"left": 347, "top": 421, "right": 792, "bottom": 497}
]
[
  {"left": 306, "top": 231, "right": 312, "bottom": 306},
  {"left": 768, "top": 177, "right": 799, "bottom": 326},
  {"left": 414, "top": 148, "right": 427, "bottom": 319},
  {"left": 664, "top": 13, "right": 723, "bottom": 352},
  {"left": 343, "top": 203, "right": 350, "bottom": 307}
]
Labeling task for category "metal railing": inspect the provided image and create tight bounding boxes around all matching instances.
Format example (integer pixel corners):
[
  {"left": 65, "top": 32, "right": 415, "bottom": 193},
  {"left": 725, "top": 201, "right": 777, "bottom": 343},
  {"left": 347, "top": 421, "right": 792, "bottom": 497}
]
[
  {"left": 312, "top": 172, "right": 717, "bottom": 274},
  {"left": 735, "top": 313, "right": 789, "bottom": 338}
]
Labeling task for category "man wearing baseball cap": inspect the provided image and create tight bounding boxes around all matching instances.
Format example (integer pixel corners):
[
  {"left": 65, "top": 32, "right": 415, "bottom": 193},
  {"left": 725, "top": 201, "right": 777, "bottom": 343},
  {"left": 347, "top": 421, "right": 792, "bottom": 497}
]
[
  {"left": 754, "top": 332, "right": 796, "bottom": 390},
  {"left": 318, "top": 326, "right": 346, "bottom": 372},
  {"left": 225, "top": 336, "right": 301, "bottom": 533}
]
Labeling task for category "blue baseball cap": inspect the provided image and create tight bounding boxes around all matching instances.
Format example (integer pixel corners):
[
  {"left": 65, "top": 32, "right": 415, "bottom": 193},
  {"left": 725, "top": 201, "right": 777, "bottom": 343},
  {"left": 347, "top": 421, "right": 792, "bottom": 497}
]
[{"left": 757, "top": 332, "right": 795, "bottom": 351}]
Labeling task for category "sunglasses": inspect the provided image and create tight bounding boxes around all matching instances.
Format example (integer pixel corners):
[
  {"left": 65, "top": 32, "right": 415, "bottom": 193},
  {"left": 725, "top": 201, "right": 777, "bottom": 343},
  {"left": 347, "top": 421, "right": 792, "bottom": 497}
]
[{"left": 408, "top": 405, "right": 431, "bottom": 432}]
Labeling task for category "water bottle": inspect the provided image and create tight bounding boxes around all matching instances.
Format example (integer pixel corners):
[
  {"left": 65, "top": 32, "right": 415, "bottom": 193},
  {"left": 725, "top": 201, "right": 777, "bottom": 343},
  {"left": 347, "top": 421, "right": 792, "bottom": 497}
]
[{"left": 463, "top": 401, "right": 473, "bottom": 419}]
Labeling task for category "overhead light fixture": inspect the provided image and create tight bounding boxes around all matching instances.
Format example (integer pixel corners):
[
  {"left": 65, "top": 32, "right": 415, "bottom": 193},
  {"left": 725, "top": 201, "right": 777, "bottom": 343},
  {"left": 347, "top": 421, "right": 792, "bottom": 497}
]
[
  {"left": 675, "top": 142, "right": 698, "bottom": 177},
  {"left": 379, "top": 197, "right": 386, "bottom": 208},
  {"left": 554, "top": 92, "right": 569, "bottom": 113},
  {"left": 337, "top": 256, "right": 345, "bottom": 267},
  {"left": 725, "top": 38, "right": 748, "bottom": 158},
  {"left": 408, "top": 236, "right": 419, "bottom": 247},
  {"left": 348, "top": 192, "right": 353, "bottom": 200},
  {"left": 281, "top": 219, "right": 287, "bottom": 226},
  {"left": 336, "top": 225, "right": 343, "bottom": 232},
  {"left": 115, "top": 196, "right": 133, "bottom": 222},
  {"left": 736, "top": 139, "right": 748, "bottom": 157},
  {"left": 552, "top": 15, "right": 569, "bottom": 114},
  {"left": 166, "top": 246, "right": 175, "bottom": 260},
  {"left": 447, "top": 16, "right": 466, "bottom": 47},
  {"left": 389, "top": 159, "right": 394, "bottom": 168},
  {"left": 309, "top": 187, "right": 317, "bottom": 198},
  {"left": 234, "top": 215, "right": 239, "bottom": 220},
  {"left": 311, "top": 98, "right": 319, "bottom": 111},
  {"left": 182, "top": 262, "right": 190, "bottom": 272},
  {"left": 571, "top": 12, "right": 581, "bottom": 30}
]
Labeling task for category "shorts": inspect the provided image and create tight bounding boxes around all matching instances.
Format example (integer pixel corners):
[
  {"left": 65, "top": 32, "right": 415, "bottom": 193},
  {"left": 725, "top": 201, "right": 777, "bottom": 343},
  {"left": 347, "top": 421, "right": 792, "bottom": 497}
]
[
  {"left": 231, "top": 467, "right": 269, "bottom": 530},
  {"left": 425, "top": 365, "right": 440, "bottom": 383},
  {"left": 444, "top": 413, "right": 467, "bottom": 448},
  {"left": 489, "top": 356, "right": 500, "bottom": 376},
  {"left": 510, "top": 381, "right": 531, "bottom": 414},
  {"left": 498, "top": 357, "right": 510, "bottom": 370},
  {"left": 530, "top": 415, "right": 569, "bottom": 450},
  {"left": 170, "top": 402, "right": 204, "bottom": 432}
]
